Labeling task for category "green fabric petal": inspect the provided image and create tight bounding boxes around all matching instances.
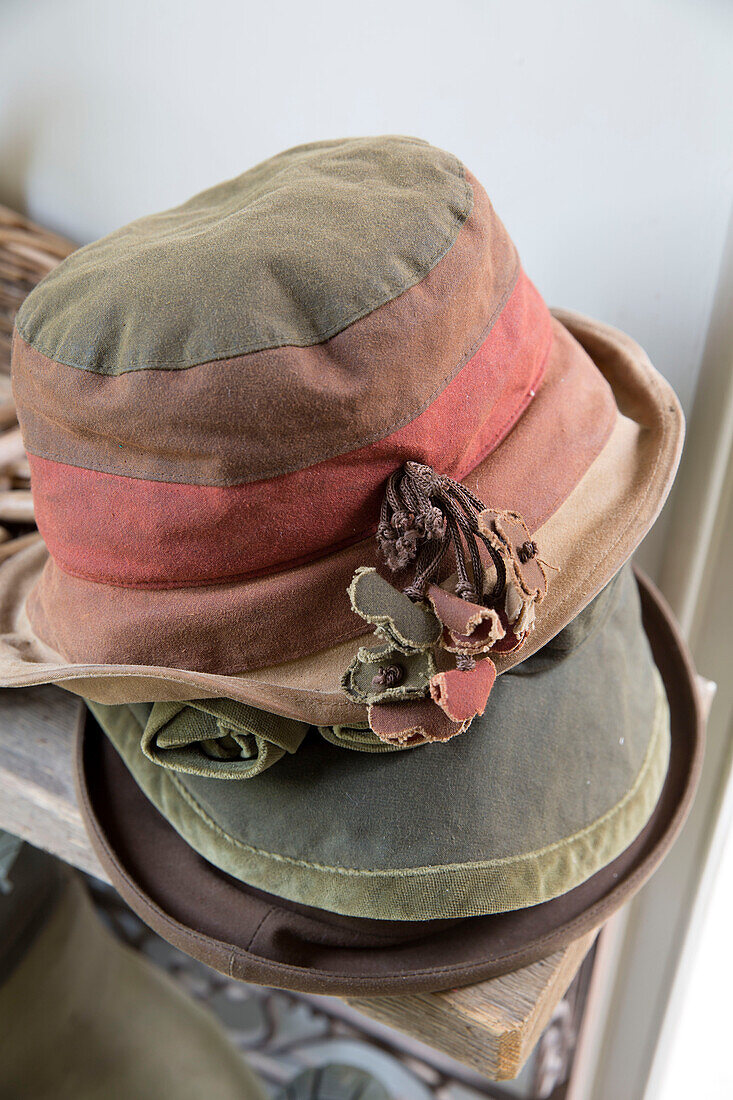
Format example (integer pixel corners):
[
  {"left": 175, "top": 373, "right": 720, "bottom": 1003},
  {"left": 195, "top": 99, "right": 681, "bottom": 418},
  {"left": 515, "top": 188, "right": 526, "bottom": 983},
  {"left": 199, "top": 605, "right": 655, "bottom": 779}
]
[
  {"left": 319, "top": 724, "right": 427, "bottom": 753},
  {"left": 340, "top": 643, "right": 435, "bottom": 705},
  {"left": 347, "top": 567, "right": 440, "bottom": 652}
]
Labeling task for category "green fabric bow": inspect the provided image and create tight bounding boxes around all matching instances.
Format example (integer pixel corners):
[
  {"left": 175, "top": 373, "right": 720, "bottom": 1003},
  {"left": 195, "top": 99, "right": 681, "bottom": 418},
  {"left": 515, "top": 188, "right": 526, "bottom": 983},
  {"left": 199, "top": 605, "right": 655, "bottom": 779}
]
[{"left": 141, "top": 698, "right": 309, "bottom": 779}]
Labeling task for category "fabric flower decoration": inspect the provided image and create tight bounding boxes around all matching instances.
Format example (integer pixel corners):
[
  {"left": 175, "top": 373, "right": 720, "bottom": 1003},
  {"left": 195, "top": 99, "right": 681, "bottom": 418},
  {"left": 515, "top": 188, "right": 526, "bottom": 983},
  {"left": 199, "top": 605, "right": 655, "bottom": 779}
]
[
  {"left": 368, "top": 697, "right": 471, "bottom": 745},
  {"left": 344, "top": 566, "right": 497, "bottom": 743},
  {"left": 427, "top": 583, "right": 505, "bottom": 655},
  {"left": 320, "top": 724, "right": 424, "bottom": 752},
  {"left": 341, "top": 643, "right": 436, "bottom": 705},
  {"left": 141, "top": 698, "right": 308, "bottom": 779},
  {"left": 478, "top": 508, "right": 549, "bottom": 653},
  {"left": 342, "top": 463, "right": 555, "bottom": 748},
  {"left": 429, "top": 659, "right": 497, "bottom": 723},
  {"left": 347, "top": 567, "right": 441, "bottom": 651}
]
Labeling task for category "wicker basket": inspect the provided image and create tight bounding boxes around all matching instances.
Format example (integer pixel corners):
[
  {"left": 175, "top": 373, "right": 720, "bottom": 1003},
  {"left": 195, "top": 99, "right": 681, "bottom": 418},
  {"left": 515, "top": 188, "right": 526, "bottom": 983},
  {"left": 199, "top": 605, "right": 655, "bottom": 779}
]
[
  {"left": 0, "top": 205, "right": 75, "bottom": 542},
  {"left": 0, "top": 205, "right": 75, "bottom": 375}
]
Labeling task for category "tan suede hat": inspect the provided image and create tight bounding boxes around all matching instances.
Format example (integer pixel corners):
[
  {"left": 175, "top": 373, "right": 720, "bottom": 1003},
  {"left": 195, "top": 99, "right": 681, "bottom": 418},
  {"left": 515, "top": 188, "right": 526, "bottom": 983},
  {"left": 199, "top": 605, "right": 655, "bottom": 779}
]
[{"left": 2, "top": 136, "right": 683, "bottom": 728}]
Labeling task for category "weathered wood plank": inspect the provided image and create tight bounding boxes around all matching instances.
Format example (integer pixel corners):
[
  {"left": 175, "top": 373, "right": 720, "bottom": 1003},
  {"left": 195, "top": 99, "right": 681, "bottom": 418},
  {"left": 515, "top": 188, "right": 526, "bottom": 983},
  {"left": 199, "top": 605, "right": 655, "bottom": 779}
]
[
  {"left": 0, "top": 685, "right": 105, "bottom": 879},
  {"left": 348, "top": 932, "right": 596, "bottom": 1080}
]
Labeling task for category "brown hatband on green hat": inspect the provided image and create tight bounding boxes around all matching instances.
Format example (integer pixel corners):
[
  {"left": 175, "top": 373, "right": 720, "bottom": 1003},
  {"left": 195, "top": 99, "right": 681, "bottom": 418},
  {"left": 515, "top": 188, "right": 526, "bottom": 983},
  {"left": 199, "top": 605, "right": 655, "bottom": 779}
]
[
  {"left": 2, "top": 135, "right": 683, "bottom": 732},
  {"left": 76, "top": 569, "right": 702, "bottom": 996}
]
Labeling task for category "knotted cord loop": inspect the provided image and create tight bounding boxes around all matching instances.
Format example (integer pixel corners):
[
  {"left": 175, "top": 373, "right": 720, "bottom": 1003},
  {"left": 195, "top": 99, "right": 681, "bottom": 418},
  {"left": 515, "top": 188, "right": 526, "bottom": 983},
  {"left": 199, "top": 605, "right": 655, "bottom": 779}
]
[
  {"left": 377, "top": 462, "right": 506, "bottom": 604},
  {"left": 371, "top": 664, "right": 404, "bottom": 689},
  {"left": 517, "top": 539, "right": 538, "bottom": 564}
]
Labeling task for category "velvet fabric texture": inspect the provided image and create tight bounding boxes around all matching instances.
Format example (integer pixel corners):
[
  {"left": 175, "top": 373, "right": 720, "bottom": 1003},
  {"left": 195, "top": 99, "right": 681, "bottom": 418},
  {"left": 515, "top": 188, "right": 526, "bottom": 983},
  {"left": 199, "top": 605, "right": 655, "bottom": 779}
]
[
  {"left": 83, "top": 567, "right": 670, "bottom": 920},
  {"left": 75, "top": 570, "right": 704, "bottom": 995}
]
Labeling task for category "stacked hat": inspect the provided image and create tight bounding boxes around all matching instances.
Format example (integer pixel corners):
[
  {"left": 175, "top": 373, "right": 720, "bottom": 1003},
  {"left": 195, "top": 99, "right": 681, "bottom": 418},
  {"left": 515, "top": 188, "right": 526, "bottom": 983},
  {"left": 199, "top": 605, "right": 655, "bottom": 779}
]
[
  {"left": 0, "top": 846, "right": 266, "bottom": 1099},
  {"left": 4, "top": 136, "right": 703, "bottom": 994}
]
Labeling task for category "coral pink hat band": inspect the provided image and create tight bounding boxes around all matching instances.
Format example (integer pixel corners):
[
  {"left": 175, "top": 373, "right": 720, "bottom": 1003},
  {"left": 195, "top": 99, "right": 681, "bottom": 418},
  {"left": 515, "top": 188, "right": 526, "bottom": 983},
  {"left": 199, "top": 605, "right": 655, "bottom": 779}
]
[{"left": 28, "top": 271, "right": 550, "bottom": 589}]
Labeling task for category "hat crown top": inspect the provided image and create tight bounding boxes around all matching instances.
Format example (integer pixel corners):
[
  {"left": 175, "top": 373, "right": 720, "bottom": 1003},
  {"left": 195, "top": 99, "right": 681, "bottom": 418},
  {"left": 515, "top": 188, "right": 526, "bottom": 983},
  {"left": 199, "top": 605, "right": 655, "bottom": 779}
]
[
  {"left": 12, "top": 136, "right": 557, "bottom": 603},
  {"left": 16, "top": 136, "right": 473, "bottom": 376}
]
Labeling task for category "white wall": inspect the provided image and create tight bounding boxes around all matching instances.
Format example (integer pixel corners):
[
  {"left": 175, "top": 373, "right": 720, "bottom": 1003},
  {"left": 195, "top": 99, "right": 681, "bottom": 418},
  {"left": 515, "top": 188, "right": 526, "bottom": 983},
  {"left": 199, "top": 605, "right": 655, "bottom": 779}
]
[
  {"left": 1, "top": 0, "right": 731, "bottom": 415},
  {"left": 1, "top": 4, "right": 732, "bottom": 1095}
]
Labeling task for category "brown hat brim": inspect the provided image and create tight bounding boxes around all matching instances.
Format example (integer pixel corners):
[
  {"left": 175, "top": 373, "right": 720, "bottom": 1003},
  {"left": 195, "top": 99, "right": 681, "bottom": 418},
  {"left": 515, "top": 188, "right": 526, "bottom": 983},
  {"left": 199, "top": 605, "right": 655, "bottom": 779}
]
[{"left": 75, "top": 569, "right": 703, "bottom": 996}]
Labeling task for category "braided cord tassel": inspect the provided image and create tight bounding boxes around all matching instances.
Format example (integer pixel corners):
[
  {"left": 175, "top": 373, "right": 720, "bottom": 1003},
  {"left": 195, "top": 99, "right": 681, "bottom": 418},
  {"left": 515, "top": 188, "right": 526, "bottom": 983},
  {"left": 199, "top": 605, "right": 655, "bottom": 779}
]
[{"left": 376, "top": 462, "right": 503, "bottom": 605}]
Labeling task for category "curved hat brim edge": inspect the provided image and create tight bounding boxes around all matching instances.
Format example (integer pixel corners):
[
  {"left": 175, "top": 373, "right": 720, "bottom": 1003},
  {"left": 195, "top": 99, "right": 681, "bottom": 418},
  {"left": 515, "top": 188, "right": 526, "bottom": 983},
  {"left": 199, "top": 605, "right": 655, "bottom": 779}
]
[{"left": 73, "top": 569, "right": 703, "bottom": 996}]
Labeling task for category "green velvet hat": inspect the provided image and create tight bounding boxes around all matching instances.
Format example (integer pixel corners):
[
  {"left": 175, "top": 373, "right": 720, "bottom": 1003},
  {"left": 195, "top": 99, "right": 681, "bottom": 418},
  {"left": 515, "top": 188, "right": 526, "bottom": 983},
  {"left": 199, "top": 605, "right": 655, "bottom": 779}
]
[{"left": 76, "top": 568, "right": 703, "bottom": 994}]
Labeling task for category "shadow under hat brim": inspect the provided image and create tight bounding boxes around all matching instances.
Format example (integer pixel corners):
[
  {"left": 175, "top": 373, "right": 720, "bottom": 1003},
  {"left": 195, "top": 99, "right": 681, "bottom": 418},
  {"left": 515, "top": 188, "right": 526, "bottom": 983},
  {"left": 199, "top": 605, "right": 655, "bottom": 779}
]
[
  {"left": 0, "top": 310, "right": 683, "bottom": 727},
  {"left": 75, "top": 570, "right": 703, "bottom": 997}
]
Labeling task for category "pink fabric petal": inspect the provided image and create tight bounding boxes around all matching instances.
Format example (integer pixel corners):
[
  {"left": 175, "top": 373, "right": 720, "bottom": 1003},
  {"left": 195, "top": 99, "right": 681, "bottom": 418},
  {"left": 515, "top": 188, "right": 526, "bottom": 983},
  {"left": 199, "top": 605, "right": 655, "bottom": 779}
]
[
  {"left": 477, "top": 508, "right": 548, "bottom": 598},
  {"left": 441, "top": 610, "right": 505, "bottom": 655},
  {"left": 429, "top": 658, "right": 496, "bottom": 723},
  {"left": 490, "top": 609, "right": 526, "bottom": 654},
  {"left": 368, "top": 698, "right": 467, "bottom": 745},
  {"left": 428, "top": 584, "right": 494, "bottom": 635}
]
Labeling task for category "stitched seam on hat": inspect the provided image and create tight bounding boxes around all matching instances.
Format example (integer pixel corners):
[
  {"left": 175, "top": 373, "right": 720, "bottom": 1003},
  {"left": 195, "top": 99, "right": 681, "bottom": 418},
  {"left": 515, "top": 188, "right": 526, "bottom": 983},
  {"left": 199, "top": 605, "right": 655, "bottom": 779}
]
[
  {"left": 15, "top": 258, "right": 523, "bottom": 487},
  {"left": 167, "top": 693, "right": 665, "bottom": 878},
  {"left": 499, "top": 374, "right": 617, "bottom": 536},
  {"left": 31, "top": 325, "right": 548, "bottom": 592},
  {"left": 244, "top": 908, "right": 276, "bottom": 951},
  {"left": 489, "top": 311, "right": 681, "bottom": 681},
  {"left": 453, "top": 315, "right": 617, "bottom": 544},
  {"left": 17, "top": 154, "right": 474, "bottom": 370}
]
